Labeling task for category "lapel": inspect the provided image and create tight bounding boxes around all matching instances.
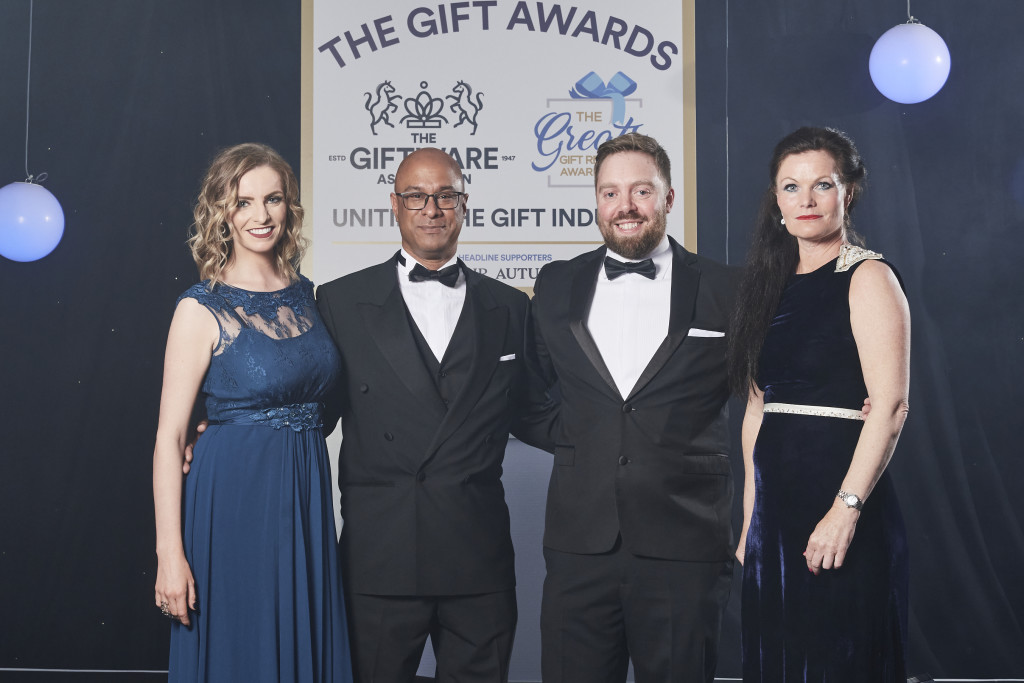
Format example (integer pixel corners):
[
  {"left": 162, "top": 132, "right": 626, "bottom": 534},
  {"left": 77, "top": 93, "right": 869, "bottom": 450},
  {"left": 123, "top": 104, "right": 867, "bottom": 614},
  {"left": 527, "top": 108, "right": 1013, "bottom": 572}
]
[
  {"left": 626, "top": 237, "right": 700, "bottom": 399},
  {"left": 567, "top": 246, "right": 621, "bottom": 399},
  {"left": 423, "top": 267, "right": 508, "bottom": 458},
  {"left": 358, "top": 254, "right": 447, "bottom": 424}
]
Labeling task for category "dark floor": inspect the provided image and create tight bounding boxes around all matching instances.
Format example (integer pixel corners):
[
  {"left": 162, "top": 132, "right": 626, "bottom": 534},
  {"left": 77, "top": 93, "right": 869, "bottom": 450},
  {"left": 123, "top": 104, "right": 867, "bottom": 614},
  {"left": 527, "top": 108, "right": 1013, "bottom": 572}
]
[
  {"left": 0, "top": 676, "right": 438, "bottom": 683},
  {"left": 1, "top": 672, "right": 1015, "bottom": 683},
  {"left": 0, "top": 675, "right": 429, "bottom": 683}
]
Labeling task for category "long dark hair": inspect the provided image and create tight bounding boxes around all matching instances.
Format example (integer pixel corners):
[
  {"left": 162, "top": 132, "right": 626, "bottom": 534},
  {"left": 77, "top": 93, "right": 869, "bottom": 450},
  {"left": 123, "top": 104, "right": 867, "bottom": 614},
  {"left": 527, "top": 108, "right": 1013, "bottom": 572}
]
[{"left": 727, "top": 127, "right": 867, "bottom": 396}]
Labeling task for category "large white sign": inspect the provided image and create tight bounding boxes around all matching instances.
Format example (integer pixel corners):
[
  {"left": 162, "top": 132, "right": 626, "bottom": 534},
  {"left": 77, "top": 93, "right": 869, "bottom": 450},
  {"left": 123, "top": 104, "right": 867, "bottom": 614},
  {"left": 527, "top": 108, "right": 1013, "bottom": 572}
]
[{"left": 313, "top": 1, "right": 686, "bottom": 287}]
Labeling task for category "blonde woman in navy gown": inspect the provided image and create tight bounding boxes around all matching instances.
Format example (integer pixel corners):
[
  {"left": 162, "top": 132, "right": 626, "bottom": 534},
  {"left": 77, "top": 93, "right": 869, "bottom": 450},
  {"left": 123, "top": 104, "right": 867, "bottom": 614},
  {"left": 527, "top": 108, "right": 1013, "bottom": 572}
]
[
  {"left": 152, "top": 144, "right": 352, "bottom": 682},
  {"left": 727, "top": 127, "right": 910, "bottom": 681}
]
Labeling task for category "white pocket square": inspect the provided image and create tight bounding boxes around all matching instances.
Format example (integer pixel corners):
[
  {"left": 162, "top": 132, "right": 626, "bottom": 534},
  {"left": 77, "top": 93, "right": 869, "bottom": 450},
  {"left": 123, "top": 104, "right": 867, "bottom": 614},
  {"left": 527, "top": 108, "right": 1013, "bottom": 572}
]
[
  {"left": 499, "top": 353, "right": 517, "bottom": 361},
  {"left": 689, "top": 328, "right": 725, "bottom": 338}
]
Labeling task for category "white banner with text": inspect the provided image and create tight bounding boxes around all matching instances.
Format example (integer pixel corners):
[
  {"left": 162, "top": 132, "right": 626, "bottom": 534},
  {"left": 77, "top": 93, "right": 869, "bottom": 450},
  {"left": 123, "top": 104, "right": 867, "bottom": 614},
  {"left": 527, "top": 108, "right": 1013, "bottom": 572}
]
[{"left": 313, "top": 0, "right": 685, "bottom": 287}]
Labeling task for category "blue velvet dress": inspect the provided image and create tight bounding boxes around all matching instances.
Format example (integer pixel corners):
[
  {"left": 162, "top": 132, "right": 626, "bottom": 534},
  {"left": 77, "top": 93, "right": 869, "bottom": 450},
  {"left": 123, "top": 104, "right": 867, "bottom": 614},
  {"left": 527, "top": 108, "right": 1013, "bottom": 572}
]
[
  {"left": 742, "top": 249, "right": 908, "bottom": 682},
  {"left": 168, "top": 276, "right": 352, "bottom": 683}
]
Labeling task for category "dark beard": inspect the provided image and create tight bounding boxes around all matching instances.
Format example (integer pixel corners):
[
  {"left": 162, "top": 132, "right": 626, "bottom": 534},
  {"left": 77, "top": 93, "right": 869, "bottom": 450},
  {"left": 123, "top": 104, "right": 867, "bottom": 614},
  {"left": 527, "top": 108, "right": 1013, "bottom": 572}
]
[{"left": 599, "top": 211, "right": 667, "bottom": 260}]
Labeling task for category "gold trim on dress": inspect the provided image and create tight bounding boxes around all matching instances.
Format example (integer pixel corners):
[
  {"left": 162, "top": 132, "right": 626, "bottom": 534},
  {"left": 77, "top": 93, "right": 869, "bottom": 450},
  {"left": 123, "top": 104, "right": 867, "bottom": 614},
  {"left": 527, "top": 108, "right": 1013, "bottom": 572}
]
[{"left": 835, "top": 243, "right": 883, "bottom": 272}]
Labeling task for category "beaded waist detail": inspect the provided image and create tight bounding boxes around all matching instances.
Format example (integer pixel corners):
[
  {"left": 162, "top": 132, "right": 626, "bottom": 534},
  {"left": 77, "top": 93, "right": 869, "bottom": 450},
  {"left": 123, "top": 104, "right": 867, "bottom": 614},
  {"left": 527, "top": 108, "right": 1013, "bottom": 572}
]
[
  {"left": 210, "top": 402, "right": 324, "bottom": 431},
  {"left": 762, "top": 402, "right": 863, "bottom": 421}
]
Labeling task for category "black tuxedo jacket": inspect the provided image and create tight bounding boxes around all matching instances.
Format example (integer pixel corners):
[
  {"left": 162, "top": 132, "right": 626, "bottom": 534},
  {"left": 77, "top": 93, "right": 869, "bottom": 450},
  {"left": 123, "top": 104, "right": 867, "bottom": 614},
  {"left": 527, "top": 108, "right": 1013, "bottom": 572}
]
[
  {"left": 529, "top": 237, "right": 741, "bottom": 562},
  {"left": 316, "top": 254, "right": 549, "bottom": 596}
]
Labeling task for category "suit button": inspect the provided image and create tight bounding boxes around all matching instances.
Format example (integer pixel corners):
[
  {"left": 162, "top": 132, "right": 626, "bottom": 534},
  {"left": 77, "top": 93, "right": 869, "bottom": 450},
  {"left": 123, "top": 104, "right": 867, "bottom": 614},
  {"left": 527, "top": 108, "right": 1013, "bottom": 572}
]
[
  {"left": 439, "top": 370, "right": 448, "bottom": 378},
  {"left": 417, "top": 472, "right": 426, "bottom": 482},
  {"left": 359, "top": 383, "right": 369, "bottom": 393},
  {"left": 621, "top": 403, "right": 632, "bottom": 413},
  {"left": 384, "top": 432, "right": 394, "bottom": 441},
  {"left": 618, "top": 456, "right": 629, "bottom": 466}
]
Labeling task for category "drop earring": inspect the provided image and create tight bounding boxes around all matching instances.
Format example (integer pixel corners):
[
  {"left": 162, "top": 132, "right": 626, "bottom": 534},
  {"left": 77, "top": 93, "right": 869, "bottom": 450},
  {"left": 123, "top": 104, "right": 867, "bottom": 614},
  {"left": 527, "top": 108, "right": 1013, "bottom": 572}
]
[{"left": 780, "top": 217, "right": 786, "bottom": 225}]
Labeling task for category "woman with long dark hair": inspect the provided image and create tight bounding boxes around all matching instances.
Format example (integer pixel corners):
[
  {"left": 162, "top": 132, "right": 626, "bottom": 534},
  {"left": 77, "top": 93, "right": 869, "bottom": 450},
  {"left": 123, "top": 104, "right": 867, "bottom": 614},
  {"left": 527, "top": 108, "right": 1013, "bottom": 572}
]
[{"left": 728, "top": 127, "right": 910, "bottom": 681}]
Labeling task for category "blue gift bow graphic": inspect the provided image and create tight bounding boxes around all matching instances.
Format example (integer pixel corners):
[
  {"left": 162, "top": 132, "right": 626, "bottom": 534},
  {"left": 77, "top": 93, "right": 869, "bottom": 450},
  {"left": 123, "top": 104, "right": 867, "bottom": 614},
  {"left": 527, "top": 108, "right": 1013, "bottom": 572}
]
[{"left": 569, "top": 71, "right": 637, "bottom": 124}]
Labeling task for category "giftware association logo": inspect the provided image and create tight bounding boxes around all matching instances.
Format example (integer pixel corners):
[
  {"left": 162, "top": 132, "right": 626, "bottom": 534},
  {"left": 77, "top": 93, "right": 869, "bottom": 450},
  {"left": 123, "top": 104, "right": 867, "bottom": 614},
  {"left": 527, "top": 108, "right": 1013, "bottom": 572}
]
[{"left": 364, "top": 80, "right": 485, "bottom": 135}]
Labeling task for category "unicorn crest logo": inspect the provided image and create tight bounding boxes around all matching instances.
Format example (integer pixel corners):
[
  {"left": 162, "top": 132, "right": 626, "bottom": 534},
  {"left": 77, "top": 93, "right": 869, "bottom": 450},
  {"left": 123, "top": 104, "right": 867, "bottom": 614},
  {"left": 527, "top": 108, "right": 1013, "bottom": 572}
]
[
  {"left": 358, "top": 80, "right": 488, "bottom": 134},
  {"left": 446, "top": 80, "right": 485, "bottom": 135},
  {"left": 364, "top": 81, "right": 402, "bottom": 135}
]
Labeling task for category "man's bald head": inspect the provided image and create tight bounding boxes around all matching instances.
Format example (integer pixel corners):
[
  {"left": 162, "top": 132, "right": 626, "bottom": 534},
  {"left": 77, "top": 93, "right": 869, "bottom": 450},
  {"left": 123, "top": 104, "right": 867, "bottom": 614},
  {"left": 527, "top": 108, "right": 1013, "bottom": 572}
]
[{"left": 394, "top": 148, "right": 464, "bottom": 194}]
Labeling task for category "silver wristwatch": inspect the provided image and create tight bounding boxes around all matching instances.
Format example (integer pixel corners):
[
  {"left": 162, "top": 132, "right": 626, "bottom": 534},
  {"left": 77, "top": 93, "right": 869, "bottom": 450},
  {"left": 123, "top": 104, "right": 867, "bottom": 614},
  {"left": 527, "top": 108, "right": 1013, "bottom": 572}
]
[{"left": 837, "top": 489, "right": 864, "bottom": 510}]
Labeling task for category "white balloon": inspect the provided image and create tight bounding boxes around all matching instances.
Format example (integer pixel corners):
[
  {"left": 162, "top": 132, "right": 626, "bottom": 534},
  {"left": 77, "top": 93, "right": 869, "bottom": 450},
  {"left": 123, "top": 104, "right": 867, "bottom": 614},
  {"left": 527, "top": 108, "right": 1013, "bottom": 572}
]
[
  {"left": 869, "top": 22, "right": 951, "bottom": 104},
  {"left": 0, "top": 181, "right": 66, "bottom": 262}
]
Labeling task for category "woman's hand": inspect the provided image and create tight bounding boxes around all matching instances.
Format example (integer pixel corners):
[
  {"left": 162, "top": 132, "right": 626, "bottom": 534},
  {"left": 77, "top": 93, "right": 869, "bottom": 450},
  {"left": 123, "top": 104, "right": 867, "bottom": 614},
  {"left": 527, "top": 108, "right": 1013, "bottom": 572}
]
[
  {"left": 155, "top": 552, "right": 198, "bottom": 627},
  {"left": 735, "top": 528, "right": 748, "bottom": 566},
  {"left": 803, "top": 500, "right": 860, "bottom": 575}
]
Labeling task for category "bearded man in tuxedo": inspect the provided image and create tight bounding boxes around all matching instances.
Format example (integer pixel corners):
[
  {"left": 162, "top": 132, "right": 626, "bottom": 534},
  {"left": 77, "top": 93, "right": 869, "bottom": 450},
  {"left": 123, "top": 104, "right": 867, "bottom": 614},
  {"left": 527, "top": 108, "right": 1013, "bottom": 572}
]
[{"left": 528, "top": 133, "right": 741, "bottom": 683}]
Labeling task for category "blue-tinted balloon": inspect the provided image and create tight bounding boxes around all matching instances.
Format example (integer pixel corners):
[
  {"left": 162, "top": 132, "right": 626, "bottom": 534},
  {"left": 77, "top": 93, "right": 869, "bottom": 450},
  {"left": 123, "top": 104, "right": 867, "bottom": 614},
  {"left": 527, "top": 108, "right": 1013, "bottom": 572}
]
[
  {"left": 0, "top": 181, "right": 65, "bottom": 262},
  {"left": 869, "top": 23, "right": 951, "bottom": 104}
]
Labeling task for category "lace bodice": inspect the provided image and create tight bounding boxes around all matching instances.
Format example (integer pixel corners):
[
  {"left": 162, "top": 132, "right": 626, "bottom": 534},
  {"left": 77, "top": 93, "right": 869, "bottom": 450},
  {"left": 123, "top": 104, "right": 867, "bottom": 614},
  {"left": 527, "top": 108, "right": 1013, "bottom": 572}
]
[{"left": 177, "top": 276, "right": 340, "bottom": 428}]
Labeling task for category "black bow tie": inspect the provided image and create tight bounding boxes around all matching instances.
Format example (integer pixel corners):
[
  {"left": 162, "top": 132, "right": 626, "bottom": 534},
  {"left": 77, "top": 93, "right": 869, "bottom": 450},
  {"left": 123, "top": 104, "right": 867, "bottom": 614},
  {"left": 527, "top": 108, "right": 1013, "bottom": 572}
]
[
  {"left": 409, "top": 262, "right": 461, "bottom": 287},
  {"left": 604, "top": 256, "right": 656, "bottom": 280}
]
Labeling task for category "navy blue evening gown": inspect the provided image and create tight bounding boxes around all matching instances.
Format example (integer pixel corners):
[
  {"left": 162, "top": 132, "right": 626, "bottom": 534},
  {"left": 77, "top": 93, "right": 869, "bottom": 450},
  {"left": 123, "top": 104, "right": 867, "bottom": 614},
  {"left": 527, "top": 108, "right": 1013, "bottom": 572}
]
[
  {"left": 742, "top": 246, "right": 908, "bottom": 682},
  {"left": 168, "top": 276, "right": 352, "bottom": 683}
]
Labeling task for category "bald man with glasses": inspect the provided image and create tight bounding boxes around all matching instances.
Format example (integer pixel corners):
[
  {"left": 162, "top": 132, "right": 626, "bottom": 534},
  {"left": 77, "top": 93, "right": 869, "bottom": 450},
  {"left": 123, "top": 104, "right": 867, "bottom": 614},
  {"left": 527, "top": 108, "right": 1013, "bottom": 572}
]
[{"left": 316, "top": 148, "right": 556, "bottom": 683}]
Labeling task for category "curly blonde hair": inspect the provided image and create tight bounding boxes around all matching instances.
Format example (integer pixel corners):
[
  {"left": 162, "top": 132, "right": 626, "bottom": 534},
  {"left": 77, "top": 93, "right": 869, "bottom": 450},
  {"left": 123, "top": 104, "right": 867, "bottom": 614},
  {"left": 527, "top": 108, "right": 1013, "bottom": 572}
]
[{"left": 189, "top": 143, "right": 306, "bottom": 287}]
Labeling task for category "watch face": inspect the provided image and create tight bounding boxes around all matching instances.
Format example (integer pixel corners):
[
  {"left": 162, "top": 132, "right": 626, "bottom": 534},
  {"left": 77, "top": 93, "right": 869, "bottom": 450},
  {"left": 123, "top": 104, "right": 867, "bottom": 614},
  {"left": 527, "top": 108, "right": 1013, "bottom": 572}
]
[{"left": 845, "top": 495, "right": 857, "bottom": 505}]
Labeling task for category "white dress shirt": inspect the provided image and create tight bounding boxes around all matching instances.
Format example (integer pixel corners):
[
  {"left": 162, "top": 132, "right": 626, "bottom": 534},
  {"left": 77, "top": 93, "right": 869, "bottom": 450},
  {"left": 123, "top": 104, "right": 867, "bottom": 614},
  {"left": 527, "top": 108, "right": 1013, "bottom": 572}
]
[
  {"left": 587, "top": 235, "right": 673, "bottom": 398},
  {"left": 396, "top": 249, "right": 467, "bottom": 362}
]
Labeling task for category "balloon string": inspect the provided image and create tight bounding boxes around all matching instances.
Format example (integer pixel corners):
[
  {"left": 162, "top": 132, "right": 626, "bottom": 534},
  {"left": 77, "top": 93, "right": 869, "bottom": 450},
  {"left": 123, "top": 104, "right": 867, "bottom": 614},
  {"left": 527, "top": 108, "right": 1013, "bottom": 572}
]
[
  {"left": 23, "top": 0, "right": 46, "bottom": 184},
  {"left": 906, "top": 0, "right": 918, "bottom": 23}
]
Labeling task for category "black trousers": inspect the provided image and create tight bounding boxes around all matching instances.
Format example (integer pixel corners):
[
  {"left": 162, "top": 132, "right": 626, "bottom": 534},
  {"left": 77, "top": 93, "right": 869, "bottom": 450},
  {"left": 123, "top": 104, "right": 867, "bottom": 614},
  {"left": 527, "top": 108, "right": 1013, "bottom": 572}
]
[
  {"left": 541, "top": 540, "right": 732, "bottom": 683},
  {"left": 346, "top": 589, "right": 517, "bottom": 683}
]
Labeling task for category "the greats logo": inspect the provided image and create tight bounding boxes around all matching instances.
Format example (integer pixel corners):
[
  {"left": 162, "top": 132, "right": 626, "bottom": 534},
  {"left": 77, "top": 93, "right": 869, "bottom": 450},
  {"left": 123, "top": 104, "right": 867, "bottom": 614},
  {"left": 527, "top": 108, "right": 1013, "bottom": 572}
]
[{"left": 531, "top": 71, "right": 645, "bottom": 182}]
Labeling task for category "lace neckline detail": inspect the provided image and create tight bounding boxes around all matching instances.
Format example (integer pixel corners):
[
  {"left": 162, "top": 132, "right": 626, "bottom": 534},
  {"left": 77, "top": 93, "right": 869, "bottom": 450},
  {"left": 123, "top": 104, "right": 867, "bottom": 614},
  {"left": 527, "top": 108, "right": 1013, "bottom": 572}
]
[{"left": 209, "top": 277, "right": 307, "bottom": 323}]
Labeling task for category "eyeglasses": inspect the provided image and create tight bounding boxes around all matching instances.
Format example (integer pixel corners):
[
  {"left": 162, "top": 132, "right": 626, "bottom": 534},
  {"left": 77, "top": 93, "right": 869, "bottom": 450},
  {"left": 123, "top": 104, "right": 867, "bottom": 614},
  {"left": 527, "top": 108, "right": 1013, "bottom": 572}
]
[{"left": 395, "top": 191, "right": 464, "bottom": 210}]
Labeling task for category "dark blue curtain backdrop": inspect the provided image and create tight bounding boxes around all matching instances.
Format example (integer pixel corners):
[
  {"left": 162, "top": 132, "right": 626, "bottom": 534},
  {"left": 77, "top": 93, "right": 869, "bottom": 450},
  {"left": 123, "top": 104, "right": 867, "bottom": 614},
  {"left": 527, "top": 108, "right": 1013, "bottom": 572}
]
[
  {"left": 1, "top": 0, "right": 1021, "bottom": 680},
  {"left": 0, "top": 0, "right": 301, "bottom": 675}
]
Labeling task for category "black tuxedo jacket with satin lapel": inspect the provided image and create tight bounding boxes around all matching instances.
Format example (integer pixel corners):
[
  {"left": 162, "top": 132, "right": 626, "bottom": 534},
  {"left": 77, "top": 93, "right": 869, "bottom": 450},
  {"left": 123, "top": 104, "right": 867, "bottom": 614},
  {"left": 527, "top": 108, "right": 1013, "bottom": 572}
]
[
  {"left": 316, "top": 254, "right": 548, "bottom": 596},
  {"left": 529, "top": 237, "right": 742, "bottom": 562}
]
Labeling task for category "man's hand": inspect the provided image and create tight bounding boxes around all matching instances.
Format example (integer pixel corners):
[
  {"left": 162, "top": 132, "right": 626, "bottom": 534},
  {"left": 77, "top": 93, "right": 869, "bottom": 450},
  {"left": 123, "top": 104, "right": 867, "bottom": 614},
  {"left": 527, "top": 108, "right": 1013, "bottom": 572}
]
[{"left": 182, "top": 420, "right": 209, "bottom": 474}]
